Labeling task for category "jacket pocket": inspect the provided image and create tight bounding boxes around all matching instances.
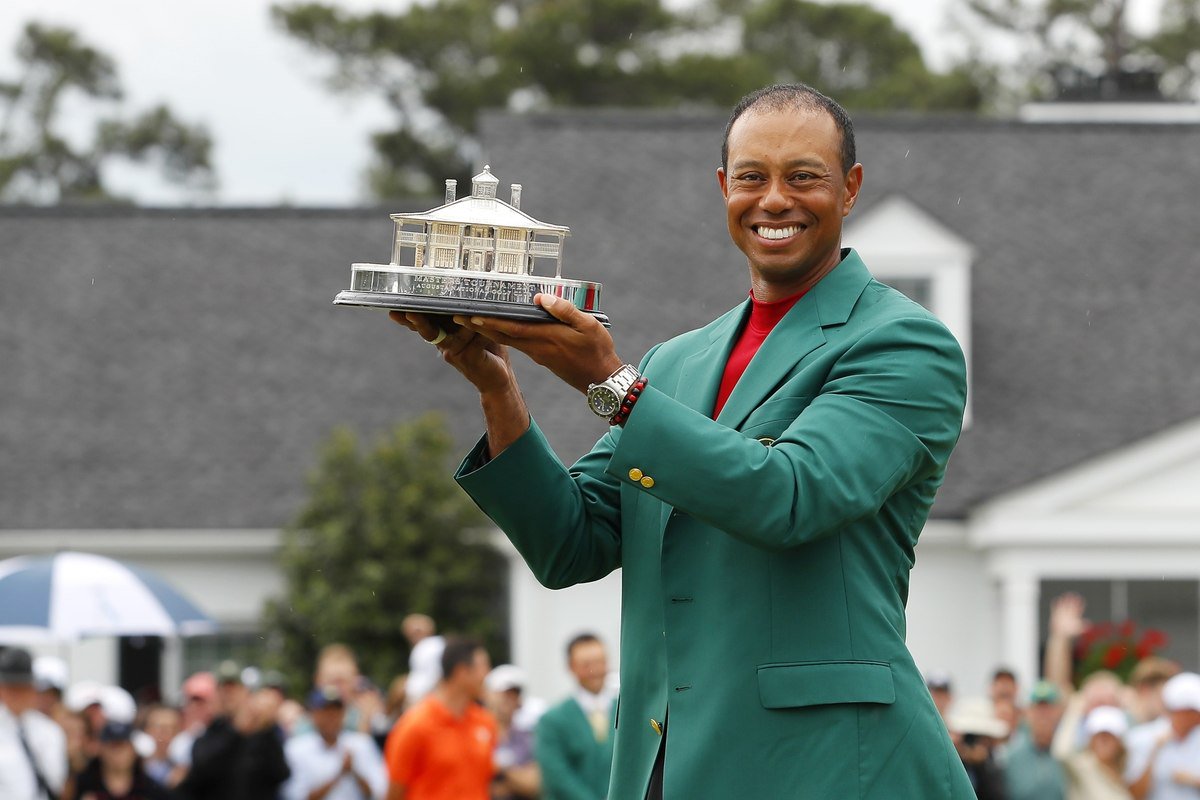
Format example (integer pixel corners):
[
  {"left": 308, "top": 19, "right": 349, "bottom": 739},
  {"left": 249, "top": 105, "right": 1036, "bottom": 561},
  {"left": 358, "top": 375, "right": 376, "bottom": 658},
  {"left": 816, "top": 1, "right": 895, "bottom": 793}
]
[{"left": 757, "top": 660, "right": 896, "bottom": 709}]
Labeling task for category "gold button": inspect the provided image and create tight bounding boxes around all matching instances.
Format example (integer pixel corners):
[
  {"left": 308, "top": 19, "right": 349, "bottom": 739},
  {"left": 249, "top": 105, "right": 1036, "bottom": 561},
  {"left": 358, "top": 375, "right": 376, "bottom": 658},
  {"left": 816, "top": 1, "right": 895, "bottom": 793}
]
[
  {"left": 628, "top": 468, "right": 643, "bottom": 481},
  {"left": 650, "top": 718, "right": 663, "bottom": 736},
  {"left": 640, "top": 476, "right": 655, "bottom": 489}
]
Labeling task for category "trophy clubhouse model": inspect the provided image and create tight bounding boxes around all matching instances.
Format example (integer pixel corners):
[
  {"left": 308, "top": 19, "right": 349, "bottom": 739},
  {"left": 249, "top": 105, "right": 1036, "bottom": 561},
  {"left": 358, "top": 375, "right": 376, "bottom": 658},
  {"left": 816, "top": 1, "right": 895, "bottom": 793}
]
[{"left": 334, "top": 166, "right": 608, "bottom": 326}]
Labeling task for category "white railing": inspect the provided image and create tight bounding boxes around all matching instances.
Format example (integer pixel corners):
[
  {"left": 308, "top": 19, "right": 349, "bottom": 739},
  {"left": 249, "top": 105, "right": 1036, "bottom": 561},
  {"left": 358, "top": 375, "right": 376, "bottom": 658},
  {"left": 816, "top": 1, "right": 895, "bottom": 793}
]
[
  {"left": 529, "top": 241, "right": 560, "bottom": 257},
  {"left": 429, "top": 233, "right": 460, "bottom": 248},
  {"left": 397, "top": 231, "right": 427, "bottom": 245},
  {"left": 462, "top": 235, "right": 492, "bottom": 250}
]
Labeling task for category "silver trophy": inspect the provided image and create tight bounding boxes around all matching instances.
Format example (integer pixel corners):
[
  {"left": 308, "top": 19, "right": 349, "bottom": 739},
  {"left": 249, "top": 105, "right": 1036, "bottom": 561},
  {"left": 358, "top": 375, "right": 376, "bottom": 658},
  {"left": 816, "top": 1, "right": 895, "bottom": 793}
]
[{"left": 334, "top": 166, "right": 608, "bottom": 326}]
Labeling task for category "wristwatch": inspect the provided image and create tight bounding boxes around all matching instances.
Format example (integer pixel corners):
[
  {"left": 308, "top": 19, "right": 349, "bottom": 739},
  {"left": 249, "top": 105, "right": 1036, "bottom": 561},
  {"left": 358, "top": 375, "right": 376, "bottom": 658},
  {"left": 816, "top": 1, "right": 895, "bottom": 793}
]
[{"left": 587, "top": 364, "right": 641, "bottom": 421}]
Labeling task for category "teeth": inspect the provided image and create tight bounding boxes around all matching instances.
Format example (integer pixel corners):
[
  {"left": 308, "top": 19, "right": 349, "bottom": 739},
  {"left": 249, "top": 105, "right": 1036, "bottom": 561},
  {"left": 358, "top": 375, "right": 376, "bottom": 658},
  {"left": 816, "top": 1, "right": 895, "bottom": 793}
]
[{"left": 757, "top": 225, "right": 799, "bottom": 240}]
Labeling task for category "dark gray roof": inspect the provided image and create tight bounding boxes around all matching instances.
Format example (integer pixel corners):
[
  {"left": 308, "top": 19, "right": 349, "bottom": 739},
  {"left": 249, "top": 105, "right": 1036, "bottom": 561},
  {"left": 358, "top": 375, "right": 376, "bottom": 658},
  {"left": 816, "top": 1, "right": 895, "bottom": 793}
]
[{"left": 4, "top": 110, "right": 1199, "bottom": 528}]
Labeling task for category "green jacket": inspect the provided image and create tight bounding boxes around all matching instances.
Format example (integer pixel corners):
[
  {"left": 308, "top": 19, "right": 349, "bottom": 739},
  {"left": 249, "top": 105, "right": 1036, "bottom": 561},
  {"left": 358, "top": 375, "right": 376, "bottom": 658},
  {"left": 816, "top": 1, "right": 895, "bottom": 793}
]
[
  {"left": 458, "top": 251, "right": 975, "bottom": 799},
  {"left": 536, "top": 696, "right": 617, "bottom": 800}
]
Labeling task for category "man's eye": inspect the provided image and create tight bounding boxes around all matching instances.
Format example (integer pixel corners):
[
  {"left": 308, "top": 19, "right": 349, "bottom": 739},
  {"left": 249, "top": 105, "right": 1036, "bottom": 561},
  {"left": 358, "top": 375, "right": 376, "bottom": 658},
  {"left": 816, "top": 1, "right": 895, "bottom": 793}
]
[
  {"left": 736, "top": 173, "right": 763, "bottom": 182},
  {"left": 789, "top": 173, "right": 813, "bottom": 182}
]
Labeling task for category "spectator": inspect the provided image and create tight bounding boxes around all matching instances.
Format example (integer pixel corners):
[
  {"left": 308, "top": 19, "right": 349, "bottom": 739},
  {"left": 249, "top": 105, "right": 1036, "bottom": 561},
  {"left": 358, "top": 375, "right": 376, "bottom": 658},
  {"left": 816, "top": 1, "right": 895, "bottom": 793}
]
[
  {"left": 175, "top": 660, "right": 290, "bottom": 800},
  {"left": 949, "top": 698, "right": 1009, "bottom": 800},
  {"left": 1004, "top": 680, "right": 1066, "bottom": 800},
  {"left": 926, "top": 670, "right": 954, "bottom": 723},
  {"left": 402, "top": 615, "right": 444, "bottom": 708},
  {"left": 33, "top": 657, "right": 69, "bottom": 721},
  {"left": 485, "top": 665, "right": 542, "bottom": 800},
  {"left": 1052, "top": 699, "right": 1132, "bottom": 800},
  {"left": 1129, "top": 658, "right": 1181, "bottom": 726},
  {"left": 165, "top": 671, "right": 216, "bottom": 787},
  {"left": 139, "top": 705, "right": 181, "bottom": 787},
  {"left": 384, "top": 636, "right": 497, "bottom": 800},
  {"left": 1127, "top": 672, "right": 1200, "bottom": 800},
  {"left": 536, "top": 634, "right": 617, "bottom": 800},
  {"left": 71, "top": 720, "right": 170, "bottom": 800},
  {"left": 283, "top": 686, "right": 387, "bottom": 800},
  {"left": 0, "top": 646, "right": 68, "bottom": 800},
  {"left": 301, "top": 644, "right": 389, "bottom": 741},
  {"left": 61, "top": 710, "right": 96, "bottom": 785}
]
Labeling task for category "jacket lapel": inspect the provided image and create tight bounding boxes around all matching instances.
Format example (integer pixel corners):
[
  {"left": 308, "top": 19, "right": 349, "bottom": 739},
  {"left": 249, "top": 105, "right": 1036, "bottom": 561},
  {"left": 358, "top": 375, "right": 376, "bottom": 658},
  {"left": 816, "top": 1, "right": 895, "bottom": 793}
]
[
  {"left": 672, "top": 300, "right": 748, "bottom": 417},
  {"left": 715, "top": 251, "right": 873, "bottom": 431}
]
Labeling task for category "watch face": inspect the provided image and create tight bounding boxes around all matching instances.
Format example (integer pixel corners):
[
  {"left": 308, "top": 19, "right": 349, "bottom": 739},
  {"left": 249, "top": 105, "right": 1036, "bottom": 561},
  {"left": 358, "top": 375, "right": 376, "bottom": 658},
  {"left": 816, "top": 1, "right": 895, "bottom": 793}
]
[{"left": 588, "top": 386, "right": 621, "bottom": 417}]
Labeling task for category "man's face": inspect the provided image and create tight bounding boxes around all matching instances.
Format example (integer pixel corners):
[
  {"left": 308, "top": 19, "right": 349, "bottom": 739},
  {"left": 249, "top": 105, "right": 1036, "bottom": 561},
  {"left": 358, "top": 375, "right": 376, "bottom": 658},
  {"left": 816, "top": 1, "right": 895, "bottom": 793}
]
[
  {"left": 0, "top": 683, "right": 37, "bottom": 715},
  {"left": 1027, "top": 701, "right": 1062, "bottom": 747},
  {"left": 312, "top": 703, "right": 346, "bottom": 742},
  {"left": 569, "top": 640, "right": 609, "bottom": 696},
  {"left": 456, "top": 648, "right": 492, "bottom": 701},
  {"left": 991, "top": 675, "right": 1017, "bottom": 704},
  {"left": 717, "top": 107, "right": 861, "bottom": 301},
  {"left": 317, "top": 658, "right": 359, "bottom": 701}
]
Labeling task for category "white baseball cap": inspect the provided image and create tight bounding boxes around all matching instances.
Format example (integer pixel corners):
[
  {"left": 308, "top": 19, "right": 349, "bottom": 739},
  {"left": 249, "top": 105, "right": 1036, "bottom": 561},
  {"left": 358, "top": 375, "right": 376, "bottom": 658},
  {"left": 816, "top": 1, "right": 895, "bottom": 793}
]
[
  {"left": 1083, "top": 705, "right": 1129, "bottom": 738},
  {"left": 1163, "top": 672, "right": 1200, "bottom": 712}
]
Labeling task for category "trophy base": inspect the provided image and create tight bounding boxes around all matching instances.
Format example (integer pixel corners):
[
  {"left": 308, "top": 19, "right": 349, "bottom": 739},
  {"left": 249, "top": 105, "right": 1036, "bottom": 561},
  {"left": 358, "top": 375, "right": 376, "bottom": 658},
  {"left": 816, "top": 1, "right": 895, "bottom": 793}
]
[{"left": 334, "top": 290, "right": 610, "bottom": 327}]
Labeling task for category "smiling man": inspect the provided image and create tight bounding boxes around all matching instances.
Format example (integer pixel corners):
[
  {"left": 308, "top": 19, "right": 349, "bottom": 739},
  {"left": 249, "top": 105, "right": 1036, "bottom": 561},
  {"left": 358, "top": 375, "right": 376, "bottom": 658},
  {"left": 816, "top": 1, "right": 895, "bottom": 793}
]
[{"left": 391, "top": 83, "right": 974, "bottom": 799}]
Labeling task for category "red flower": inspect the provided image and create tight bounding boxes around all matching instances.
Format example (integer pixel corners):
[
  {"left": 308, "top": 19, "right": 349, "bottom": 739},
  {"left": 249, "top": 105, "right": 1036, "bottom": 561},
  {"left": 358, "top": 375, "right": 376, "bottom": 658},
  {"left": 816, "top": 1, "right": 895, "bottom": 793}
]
[
  {"left": 1103, "top": 643, "right": 1130, "bottom": 669},
  {"left": 1119, "top": 620, "right": 1136, "bottom": 638}
]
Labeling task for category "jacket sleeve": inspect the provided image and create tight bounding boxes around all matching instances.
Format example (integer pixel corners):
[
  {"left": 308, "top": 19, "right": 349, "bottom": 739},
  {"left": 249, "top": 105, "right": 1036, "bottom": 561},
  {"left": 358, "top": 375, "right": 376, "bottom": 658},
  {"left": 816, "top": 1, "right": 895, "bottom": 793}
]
[{"left": 606, "top": 315, "right": 967, "bottom": 551}]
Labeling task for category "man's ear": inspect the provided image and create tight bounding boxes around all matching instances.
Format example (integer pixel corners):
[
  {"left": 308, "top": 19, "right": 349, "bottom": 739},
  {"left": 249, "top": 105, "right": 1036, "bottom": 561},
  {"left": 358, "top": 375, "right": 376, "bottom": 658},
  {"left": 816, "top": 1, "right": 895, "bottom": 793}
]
[
  {"left": 843, "top": 163, "right": 863, "bottom": 216},
  {"left": 716, "top": 167, "right": 729, "bottom": 199}
]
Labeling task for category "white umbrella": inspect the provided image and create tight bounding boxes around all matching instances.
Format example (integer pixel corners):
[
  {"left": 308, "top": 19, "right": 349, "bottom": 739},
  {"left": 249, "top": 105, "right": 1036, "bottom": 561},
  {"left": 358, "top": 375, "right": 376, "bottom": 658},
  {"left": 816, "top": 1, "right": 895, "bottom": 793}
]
[{"left": 0, "top": 551, "right": 217, "bottom": 642}]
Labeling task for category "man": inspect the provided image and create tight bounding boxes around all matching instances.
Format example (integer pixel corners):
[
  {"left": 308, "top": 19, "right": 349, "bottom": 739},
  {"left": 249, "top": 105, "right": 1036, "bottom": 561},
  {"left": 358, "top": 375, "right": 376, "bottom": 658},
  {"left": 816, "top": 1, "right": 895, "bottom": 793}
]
[
  {"left": 166, "top": 670, "right": 217, "bottom": 786},
  {"left": 176, "top": 660, "right": 290, "bottom": 800},
  {"left": 485, "top": 664, "right": 543, "bottom": 800},
  {"left": 536, "top": 634, "right": 617, "bottom": 800},
  {"left": 1004, "top": 680, "right": 1066, "bottom": 800},
  {"left": 0, "top": 647, "right": 67, "bottom": 800},
  {"left": 402, "top": 614, "right": 445, "bottom": 707},
  {"left": 384, "top": 636, "right": 497, "bottom": 800},
  {"left": 284, "top": 686, "right": 388, "bottom": 800},
  {"left": 392, "top": 83, "right": 971, "bottom": 798},
  {"left": 926, "top": 670, "right": 955, "bottom": 723},
  {"left": 1128, "top": 671, "right": 1200, "bottom": 800}
]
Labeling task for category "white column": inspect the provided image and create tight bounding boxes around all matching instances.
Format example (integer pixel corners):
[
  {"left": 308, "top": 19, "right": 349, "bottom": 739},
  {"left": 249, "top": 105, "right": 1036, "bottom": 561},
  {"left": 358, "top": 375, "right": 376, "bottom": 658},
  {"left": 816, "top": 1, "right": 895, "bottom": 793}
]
[{"left": 999, "top": 573, "right": 1041, "bottom": 687}]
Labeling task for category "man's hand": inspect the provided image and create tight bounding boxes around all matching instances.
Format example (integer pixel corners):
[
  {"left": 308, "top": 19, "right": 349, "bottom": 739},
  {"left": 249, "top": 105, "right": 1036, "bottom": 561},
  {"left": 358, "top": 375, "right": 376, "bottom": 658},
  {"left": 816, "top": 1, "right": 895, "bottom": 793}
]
[
  {"left": 1049, "top": 593, "right": 1087, "bottom": 639},
  {"left": 389, "top": 311, "right": 518, "bottom": 396},
  {"left": 451, "top": 293, "right": 623, "bottom": 393}
]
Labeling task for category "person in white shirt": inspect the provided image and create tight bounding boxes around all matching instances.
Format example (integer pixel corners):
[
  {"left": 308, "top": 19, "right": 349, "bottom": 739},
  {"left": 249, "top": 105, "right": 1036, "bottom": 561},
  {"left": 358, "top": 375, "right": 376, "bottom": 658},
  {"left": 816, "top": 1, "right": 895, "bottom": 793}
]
[
  {"left": 283, "top": 685, "right": 387, "bottom": 800},
  {"left": 1127, "top": 672, "right": 1200, "bottom": 800},
  {"left": 402, "top": 614, "right": 445, "bottom": 707},
  {"left": 0, "top": 647, "right": 67, "bottom": 800}
]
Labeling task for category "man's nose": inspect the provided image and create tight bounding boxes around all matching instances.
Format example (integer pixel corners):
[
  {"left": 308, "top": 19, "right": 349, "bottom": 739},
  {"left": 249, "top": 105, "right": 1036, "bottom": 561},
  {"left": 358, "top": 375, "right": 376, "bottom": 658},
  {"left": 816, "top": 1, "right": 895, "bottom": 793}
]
[{"left": 758, "top": 178, "right": 792, "bottom": 212}]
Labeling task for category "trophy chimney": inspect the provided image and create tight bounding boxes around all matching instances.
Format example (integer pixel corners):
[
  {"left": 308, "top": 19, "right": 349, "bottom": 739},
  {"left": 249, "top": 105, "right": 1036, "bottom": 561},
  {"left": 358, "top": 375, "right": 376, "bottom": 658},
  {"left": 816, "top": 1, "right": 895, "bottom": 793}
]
[
  {"left": 445, "top": 179, "right": 457, "bottom": 204},
  {"left": 510, "top": 184, "right": 522, "bottom": 210}
]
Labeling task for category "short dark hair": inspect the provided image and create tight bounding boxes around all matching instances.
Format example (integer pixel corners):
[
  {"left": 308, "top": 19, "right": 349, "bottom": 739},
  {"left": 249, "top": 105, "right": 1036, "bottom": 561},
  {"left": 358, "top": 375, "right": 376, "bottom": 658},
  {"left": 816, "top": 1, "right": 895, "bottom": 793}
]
[
  {"left": 566, "top": 632, "right": 601, "bottom": 662},
  {"left": 721, "top": 83, "right": 857, "bottom": 176},
  {"left": 441, "top": 636, "right": 484, "bottom": 679},
  {"left": 992, "top": 667, "right": 1017, "bottom": 683}
]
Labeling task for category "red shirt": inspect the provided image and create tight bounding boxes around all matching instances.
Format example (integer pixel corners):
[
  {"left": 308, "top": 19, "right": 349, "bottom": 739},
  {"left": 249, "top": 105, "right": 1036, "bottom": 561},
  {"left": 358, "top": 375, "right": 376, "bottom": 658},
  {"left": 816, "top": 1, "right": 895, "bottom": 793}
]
[
  {"left": 712, "top": 290, "right": 808, "bottom": 417},
  {"left": 384, "top": 695, "right": 497, "bottom": 800}
]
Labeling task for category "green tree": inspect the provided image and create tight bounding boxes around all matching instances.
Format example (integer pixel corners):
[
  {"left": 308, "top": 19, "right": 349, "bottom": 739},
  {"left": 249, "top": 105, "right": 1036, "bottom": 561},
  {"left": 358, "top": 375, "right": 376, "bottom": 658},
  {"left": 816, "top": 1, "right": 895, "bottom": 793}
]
[
  {"left": 958, "top": 0, "right": 1200, "bottom": 102},
  {"left": 271, "top": 0, "right": 982, "bottom": 198},
  {"left": 262, "top": 414, "right": 508, "bottom": 694},
  {"left": 0, "top": 22, "right": 214, "bottom": 204}
]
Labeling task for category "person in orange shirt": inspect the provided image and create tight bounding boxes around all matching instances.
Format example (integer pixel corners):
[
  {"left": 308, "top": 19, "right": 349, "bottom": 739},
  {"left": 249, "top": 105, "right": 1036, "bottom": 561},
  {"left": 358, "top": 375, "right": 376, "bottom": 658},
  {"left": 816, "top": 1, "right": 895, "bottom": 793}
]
[{"left": 384, "top": 637, "right": 497, "bottom": 800}]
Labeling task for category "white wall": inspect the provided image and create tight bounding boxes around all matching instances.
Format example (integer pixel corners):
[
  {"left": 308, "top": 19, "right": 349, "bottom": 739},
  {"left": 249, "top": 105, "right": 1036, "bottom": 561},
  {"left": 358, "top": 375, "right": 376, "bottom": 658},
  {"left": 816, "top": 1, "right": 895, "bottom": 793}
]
[{"left": 905, "top": 522, "right": 998, "bottom": 702}]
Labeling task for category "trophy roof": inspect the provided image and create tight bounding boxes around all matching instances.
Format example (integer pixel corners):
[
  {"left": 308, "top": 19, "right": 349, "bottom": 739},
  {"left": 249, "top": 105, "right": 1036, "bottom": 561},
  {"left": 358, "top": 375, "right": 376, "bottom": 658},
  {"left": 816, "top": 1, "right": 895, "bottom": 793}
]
[{"left": 391, "top": 194, "right": 570, "bottom": 233}]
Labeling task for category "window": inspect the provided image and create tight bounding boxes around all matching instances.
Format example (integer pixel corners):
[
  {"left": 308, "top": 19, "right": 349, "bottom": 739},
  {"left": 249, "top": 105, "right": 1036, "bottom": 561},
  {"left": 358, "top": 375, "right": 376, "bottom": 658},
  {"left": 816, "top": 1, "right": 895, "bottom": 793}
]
[{"left": 1038, "top": 578, "right": 1199, "bottom": 671}]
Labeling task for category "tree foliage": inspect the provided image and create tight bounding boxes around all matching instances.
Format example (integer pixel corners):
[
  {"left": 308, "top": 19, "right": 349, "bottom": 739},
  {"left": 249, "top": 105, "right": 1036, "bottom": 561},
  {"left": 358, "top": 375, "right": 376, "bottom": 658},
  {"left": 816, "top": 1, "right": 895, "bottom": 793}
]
[
  {"left": 271, "top": 0, "right": 983, "bottom": 198},
  {"left": 0, "top": 22, "right": 215, "bottom": 204},
  {"left": 958, "top": 0, "right": 1200, "bottom": 101},
  {"left": 261, "top": 414, "right": 508, "bottom": 694}
]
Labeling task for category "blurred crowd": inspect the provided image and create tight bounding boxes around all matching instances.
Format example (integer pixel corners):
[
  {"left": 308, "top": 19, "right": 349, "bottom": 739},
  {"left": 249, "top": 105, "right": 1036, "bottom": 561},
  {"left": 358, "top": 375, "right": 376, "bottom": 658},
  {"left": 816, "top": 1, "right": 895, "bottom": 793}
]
[
  {"left": 0, "top": 614, "right": 617, "bottom": 800},
  {"left": 6, "top": 594, "right": 1200, "bottom": 800},
  {"left": 930, "top": 594, "right": 1200, "bottom": 800}
]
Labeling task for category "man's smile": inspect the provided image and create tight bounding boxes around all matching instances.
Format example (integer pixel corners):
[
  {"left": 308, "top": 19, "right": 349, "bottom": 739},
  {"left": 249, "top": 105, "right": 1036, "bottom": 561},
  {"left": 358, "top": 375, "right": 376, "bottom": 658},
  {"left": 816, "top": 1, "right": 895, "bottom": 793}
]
[{"left": 752, "top": 223, "right": 805, "bottom": 242}]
